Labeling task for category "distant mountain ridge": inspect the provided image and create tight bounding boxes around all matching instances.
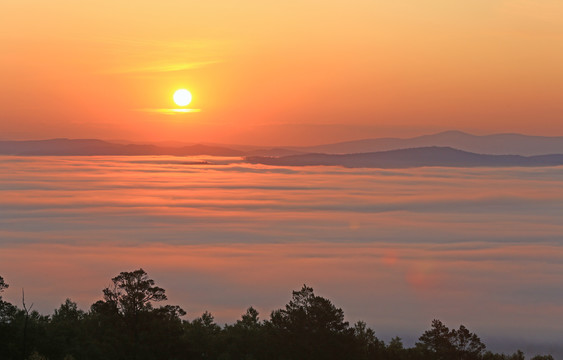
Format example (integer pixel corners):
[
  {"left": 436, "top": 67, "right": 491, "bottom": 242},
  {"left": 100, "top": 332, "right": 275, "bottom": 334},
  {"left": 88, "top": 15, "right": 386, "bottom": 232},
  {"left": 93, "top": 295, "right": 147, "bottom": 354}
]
[
  {"left": 246, "top": 147, "right": 563, "bottom": 168},
  {"left": 0, "top": 139, "right": 243, "bottom": 156},
  {"left": 3, "top": 131, "right": 563, "bottom": 163},
  {"left": 294, "top": 130, "right": 563, "bottom": 156}
]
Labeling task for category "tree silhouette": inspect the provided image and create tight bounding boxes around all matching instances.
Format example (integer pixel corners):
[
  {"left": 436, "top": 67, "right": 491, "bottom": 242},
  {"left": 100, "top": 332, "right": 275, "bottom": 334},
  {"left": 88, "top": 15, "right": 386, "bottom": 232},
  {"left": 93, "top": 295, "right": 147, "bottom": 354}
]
[
  {"left": 0, "top": 275, "right": 15, "bottom": 321},
  {"left": 103, "top": 268, "right": 167, "bottom": 317},
  {"left": 222, "top": 307, "right": 267, "bottom": 359},
  {"left": 417, "top": 319, "right": 486, "bottom": 360},
  {"left": 237, "top": 306, "right": 260, "bottom": 329},
  {"left": 453, "top": 324, "right": 486, "bottom": 359},
  {"left": 49, "top": 299, "right": 85, "bottom": 360},
  {"left": 0, "top": 276, "right": 19, "bottom": 359},
  {"left": 353, "top": 321, "right": 385, "bottom": 360},
  {"left": 531, "top": 355, "right": 554, "bottom": 360},
  {"left": 0, "top": 275, "right": 8, "bottom": 294},
  {"left": 0, "top": 272, "right": 554, "bottom": 360},
  {"left": 417, "top": 319, "right": 455, "bottom": 359},
  {"left": 270, "top": 285, "right": 356, "bottom": 360},
  {"left": 100, "top": 269, "right": 173, "bottom": 360},
  {"left": 183, "top": 311, "right": 222, "bottom": 360},
  {"left": 271, "top": 285, "right": 350, "bottom": 334}
]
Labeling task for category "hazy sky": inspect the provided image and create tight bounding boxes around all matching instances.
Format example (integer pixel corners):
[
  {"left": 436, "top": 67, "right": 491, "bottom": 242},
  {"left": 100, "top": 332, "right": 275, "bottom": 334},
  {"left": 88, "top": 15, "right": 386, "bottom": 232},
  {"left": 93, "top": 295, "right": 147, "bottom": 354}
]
[{"left": 2, "top": 0, "right": 563, "bottom": 145}]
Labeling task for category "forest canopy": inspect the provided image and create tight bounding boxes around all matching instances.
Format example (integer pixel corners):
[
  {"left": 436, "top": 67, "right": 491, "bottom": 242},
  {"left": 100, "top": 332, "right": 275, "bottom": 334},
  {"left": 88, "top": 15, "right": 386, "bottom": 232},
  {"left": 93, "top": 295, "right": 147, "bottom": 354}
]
[{"left": 0, "top": 271, "right": 553, "bottom": 360}]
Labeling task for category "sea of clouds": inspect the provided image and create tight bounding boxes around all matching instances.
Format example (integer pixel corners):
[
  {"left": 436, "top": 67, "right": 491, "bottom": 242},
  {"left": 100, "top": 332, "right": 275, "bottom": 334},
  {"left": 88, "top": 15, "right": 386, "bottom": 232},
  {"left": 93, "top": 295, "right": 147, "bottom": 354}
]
[{"left": 1, "top": 156, "right": 562, "bottom": 356}]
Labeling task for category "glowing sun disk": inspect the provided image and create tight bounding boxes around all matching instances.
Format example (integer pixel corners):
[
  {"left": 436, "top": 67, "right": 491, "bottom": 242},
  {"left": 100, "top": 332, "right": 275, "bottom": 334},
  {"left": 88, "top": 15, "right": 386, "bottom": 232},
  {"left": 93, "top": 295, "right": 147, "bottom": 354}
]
[{"left": 173, "top": 89, "right": 192, "bottom": 106}]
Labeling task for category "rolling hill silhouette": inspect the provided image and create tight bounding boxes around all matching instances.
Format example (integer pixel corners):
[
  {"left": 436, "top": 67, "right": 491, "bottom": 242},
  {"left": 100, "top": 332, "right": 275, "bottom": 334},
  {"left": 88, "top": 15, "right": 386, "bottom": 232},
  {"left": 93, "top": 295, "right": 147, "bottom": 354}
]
[
  {"left": 3, "top": 132, "right": 563, "bottom": 169},
  {"left": 0, "top": 139, "right": 244, "bottom": 156},
  {"left": 246, "top": 147, "right": 563, "bottom": 168},
  {"left": 293, "top": 130, "right": 563, "bottom": 156}
]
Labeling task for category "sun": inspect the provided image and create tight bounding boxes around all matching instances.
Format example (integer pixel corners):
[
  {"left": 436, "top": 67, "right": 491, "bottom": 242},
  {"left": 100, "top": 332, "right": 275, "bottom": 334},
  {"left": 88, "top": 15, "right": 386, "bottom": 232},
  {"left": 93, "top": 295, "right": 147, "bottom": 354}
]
[{"left": 173, "top": 89, "right": 192, "bottom": 107}]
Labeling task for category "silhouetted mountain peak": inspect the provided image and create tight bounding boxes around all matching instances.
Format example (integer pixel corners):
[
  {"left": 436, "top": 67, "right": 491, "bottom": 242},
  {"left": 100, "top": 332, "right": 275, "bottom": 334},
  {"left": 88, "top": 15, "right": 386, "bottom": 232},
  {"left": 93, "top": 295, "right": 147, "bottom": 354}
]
[
  {"left": 297, "top": 131, "right": 563, "bottom": 156},
  {"left": 246, "top": 146, "right": 563, "bottom": 168}
]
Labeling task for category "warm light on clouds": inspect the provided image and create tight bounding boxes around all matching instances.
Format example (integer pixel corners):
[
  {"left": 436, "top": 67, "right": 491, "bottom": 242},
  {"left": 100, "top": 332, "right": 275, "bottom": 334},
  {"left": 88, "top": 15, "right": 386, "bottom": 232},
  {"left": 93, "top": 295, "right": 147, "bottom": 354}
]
[
  {"left": 137, "top": 109, "right": 201, "bottom": 114},
  {"left": 1, "top": 156, "right": 563, "bottom": 343}
]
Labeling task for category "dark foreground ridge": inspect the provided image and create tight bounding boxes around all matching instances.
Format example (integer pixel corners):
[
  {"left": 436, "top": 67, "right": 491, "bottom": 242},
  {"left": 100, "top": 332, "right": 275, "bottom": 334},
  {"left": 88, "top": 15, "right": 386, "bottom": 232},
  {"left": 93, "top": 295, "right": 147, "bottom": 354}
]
[
  {"left": 246, "top": 147, "right": 563, "bottom": 168},
  {"left": 0, "top": 271, "right": 554, "bottom": 360}
]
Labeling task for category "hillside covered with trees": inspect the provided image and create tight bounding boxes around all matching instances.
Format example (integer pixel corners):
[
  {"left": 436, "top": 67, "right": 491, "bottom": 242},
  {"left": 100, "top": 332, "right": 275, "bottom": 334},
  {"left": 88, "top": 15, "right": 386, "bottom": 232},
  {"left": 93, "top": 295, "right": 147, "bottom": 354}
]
[{"left": 0, "top": 271, "right": 554, "bottom": 360}]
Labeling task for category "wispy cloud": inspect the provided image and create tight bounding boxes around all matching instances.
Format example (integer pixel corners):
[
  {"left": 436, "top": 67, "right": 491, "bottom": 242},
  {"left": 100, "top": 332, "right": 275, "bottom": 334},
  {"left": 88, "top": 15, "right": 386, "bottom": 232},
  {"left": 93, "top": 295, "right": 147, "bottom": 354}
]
[
  {"left": 91, "top": 36, "right": 226, "bottom": 74},
  {"left": 135, "top": 108, "right": 201, "bottom": 114},
  {"left": 113, "top": 60, "right": 220, "bottom": 74}
]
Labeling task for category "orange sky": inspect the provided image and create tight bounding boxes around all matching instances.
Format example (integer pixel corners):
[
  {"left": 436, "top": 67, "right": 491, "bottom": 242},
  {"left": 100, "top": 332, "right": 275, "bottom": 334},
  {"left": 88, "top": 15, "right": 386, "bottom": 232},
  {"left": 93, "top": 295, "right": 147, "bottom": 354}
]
[{"left": 1, "top": 0, "right": 563, "bottom": 145}]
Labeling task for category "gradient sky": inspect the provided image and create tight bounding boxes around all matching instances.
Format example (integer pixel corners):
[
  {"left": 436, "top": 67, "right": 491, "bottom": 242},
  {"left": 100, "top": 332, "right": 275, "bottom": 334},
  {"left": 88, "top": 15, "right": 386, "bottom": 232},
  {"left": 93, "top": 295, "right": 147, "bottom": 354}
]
[{"left": 1, "top": 0, "right": 563, "bottom": 145}]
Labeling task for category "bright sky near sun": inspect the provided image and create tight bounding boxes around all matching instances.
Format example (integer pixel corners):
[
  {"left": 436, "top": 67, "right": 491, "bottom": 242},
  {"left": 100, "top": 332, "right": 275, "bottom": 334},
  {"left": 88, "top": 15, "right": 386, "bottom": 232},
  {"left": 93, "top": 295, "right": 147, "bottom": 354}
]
[{"left": 1, "top": 0, "right": 563, "bottom": 145}]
